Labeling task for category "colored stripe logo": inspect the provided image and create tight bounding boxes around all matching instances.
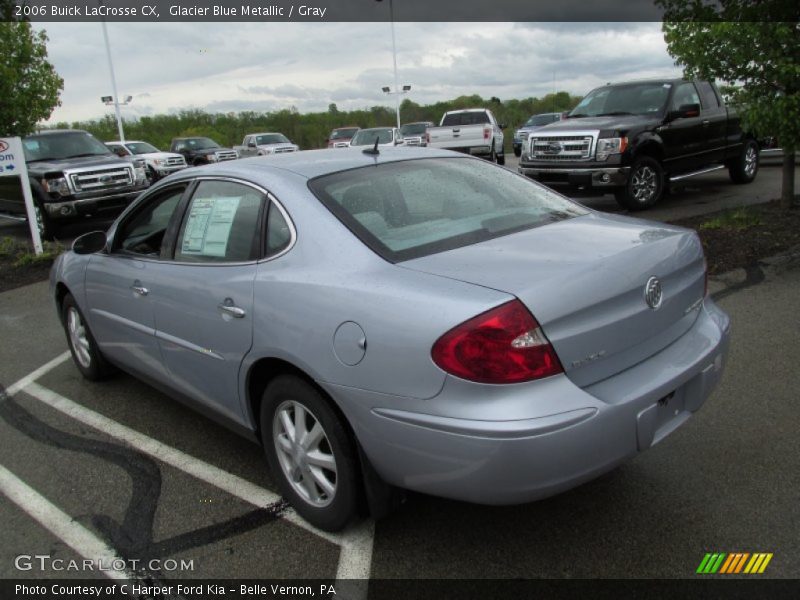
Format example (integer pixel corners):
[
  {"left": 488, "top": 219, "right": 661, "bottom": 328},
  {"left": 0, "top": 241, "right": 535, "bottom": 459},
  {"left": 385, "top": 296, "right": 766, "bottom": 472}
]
[{"left": 697, "top": 552, "right": 773, "bottom": 574}]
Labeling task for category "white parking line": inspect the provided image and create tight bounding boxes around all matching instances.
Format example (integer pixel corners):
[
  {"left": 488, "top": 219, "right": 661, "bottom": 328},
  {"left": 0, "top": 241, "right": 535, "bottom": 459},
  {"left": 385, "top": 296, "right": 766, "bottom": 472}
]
[
  {"left": 0, "top": 463, "right": 129, "bottom": 581},
  {"left": 14, "top": 377, "right": 374, "bottom": 587},
  {"left": 4, "top": 351, "right": 70, "bottom": 397}
]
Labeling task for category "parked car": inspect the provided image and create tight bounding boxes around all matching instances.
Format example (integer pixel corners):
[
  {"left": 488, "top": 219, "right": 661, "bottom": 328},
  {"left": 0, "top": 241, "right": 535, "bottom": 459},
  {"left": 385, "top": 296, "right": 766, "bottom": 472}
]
[
  {"left": 327, "top": 127, "right": 360, "bottom": 148},
  {"left": 106, "top": 140, "right": 187, "bottom": 182},
  {"left": 513, "top": 112, "right": 563, "bottom": 157},
  {"left": 426, "top": 108, "right": 506, "bottom": 164},
  {"left": 169, "top": 137, "right": 238, "bottom": 166},
  {"left": 234, "top": 133, "right": 299, "bottom": 157},
  {"left": 399, "top": 121, "right": 434, "bottom": 147},
  {"left": 518, "top": 78, "right": 759, "bottom": 209},
  {"left": 0, "top": 130, "right": 148, "bottom": 239},
  {"left": 348, "top": 127, "right": 403, "bottom": 147},
  {"left": 52, "top": 147, "right": 730, "bottom": 532}
]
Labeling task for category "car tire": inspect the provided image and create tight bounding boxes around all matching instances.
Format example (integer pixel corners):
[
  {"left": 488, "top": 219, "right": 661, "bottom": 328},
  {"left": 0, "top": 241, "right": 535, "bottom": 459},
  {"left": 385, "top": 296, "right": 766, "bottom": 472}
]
[
  {"left": 192, "top": 158, "right": 206, "bottom": 167},
  {"left": 728, "top": 139, "right": 759, "bottom": 184},
  {"left": 62, "top": 293, "right": 114, "bottom": 380},
  {"left": 260, "top": 375, "right": 360, "bottom": 532},
  {"left": 33, "top": 199, "right": 58, "bottom": 241},
  {"left": 497, "top": 150, "right": 506, "bottom": 166},
  {"left": 146, "top": 166, "right": 159, "bottom": 183},
  {"left": 487, "top": 143, "right": 497, "bottom": 163},
  {"left": 514, "top": 147, "right": 521, "bottom": 157},
  {"left": 614, "top": 156, "right": 665, "bottom": 211}
]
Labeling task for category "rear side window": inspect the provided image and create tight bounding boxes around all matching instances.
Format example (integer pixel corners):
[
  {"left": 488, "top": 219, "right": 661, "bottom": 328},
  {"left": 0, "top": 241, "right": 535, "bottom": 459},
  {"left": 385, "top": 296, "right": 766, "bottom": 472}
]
[
  {"left": 696, "top": 81, "right": 721, "bottom": 109},
  {"left": 174, "top": 180, "right": 264, "bottom": 262},
  {"left": 670, "top": 82, "right": 701, "bottom": 111},
  {"left": 309, "top": 157, "right": 587, "bottom": 262}
]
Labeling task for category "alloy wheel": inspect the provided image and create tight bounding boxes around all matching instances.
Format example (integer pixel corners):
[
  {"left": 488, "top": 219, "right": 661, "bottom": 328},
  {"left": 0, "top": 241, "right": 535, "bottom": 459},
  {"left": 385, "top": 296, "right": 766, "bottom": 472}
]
[
  {"left": 744, "top": 144, "right": 757, "bottom": 178},
  {"left": 67, "top": 306, "right": 92, "bottom": 368},
  {"left": 273, "top": 400, "right": 337, "bottom": 507},
  {"left": 631, "top": 165, "right": 658, "bottom": 203}
]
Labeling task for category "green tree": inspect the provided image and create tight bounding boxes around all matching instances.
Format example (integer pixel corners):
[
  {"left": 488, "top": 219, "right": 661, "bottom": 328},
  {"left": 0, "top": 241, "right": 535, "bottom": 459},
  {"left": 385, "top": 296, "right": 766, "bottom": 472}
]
[
  {"left": 0, "top": 21, "right": 64, "bottom": 137},
  {"left": 658, "top": 1, "right": 800, "bottom": 208}
]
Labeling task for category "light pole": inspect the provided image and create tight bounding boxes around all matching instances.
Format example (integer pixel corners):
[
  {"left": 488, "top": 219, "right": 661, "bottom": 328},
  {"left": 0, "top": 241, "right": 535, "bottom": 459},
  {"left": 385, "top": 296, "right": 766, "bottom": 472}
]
[
  {"left": 100, "top": 13, "right": 127, "bottom": 143},
  {"left": 376, "top": 0, "right": 407, "bottom": 129},
  {"left": 382, "top": 85, "right": 411, "bottom": 129}
]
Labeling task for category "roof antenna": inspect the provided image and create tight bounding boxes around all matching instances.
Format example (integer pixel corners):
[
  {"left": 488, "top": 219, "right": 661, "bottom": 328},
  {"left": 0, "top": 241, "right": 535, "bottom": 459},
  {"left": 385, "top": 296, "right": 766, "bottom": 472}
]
[{"left": 362, "top": 138, "right": 380, "bottom": 155}]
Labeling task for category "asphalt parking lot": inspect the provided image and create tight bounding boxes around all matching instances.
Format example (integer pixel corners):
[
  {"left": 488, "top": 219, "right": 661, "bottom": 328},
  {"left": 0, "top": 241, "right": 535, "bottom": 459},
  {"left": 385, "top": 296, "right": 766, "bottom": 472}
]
[{"left": 1, "top": 161, "right": 799, "bottom": 595}]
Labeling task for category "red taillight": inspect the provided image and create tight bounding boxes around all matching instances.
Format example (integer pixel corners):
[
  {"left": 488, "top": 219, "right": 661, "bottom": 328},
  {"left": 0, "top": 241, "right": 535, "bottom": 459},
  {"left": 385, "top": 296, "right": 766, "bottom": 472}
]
[
  {"left": 425, "top": 132, "right": 430, "bottom": 144},
  {"left": 431, "top": 300, "right": 563, "bottom": 384},
  {"left": 483, "top": 126, "right": 491, "bottom": 140}
]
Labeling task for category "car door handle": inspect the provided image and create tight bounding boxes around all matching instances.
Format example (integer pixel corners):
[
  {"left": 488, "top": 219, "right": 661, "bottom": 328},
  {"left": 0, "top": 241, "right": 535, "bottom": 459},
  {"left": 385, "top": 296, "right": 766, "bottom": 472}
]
[
  {"left": 702, "top": 119, "right": 710, "bottom": 126},
  {"left": 131, "top": 282, "right": 149, "bottom": 296},
  {"left": 218, "top": 300, "right": 246, "bottom": 318}
]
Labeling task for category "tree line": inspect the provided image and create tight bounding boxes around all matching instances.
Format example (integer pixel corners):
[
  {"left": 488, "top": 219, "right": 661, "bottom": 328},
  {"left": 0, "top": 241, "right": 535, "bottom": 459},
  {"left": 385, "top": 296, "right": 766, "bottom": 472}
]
[{"left": 48, "top": 92, "right": 583, "bottom": 153}]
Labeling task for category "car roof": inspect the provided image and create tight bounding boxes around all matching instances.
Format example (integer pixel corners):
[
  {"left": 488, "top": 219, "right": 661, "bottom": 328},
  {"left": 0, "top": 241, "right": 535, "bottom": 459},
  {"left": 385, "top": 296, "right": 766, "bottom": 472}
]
[
  {"left": 107, "top": 140, "right": 146, "bottom": 145},
  {"left": 173, "top": 147, "right": 462, "bottom": 181},
  {"left": 30, "top": 129, "right": 88, "bottom": 136},
  {"left": 250, "top": 132, "right": 284, "bottom": 136},
  {"left": 357, "top": 127, "right": 394, "bottom": 132}
]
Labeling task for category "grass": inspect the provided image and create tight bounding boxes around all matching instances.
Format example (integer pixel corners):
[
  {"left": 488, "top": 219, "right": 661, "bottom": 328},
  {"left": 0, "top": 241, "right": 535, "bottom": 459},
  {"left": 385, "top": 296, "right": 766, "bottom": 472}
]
[
  {"left": 699, "top": 207, "right": 763, "bottom": 231},
  {"left": 0, "top": 236, "right": 65, "bottom": 268}
]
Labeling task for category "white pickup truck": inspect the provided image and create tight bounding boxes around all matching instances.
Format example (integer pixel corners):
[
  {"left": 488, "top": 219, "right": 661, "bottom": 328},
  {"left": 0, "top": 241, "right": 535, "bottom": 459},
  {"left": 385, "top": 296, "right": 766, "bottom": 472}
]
[
  {"left": 426, "top": 108, "right": 506, "bottom": 164},
  {"left": 234, "top": 132, "right": 299, "bottom": 157}
]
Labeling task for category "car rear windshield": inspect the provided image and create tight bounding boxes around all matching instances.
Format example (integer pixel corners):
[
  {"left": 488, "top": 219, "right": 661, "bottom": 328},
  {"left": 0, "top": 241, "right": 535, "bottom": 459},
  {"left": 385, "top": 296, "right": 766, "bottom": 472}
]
[
  {"left": 400, "top": 123, "right": 427, "bottom": 136},
  {"left": 569, "top": 82, "right": 672, "bottom": 117},
  {"left": 23, "top": 132, "right": 112, "bottom": 161},
  {"left": 331, "top": 128, "right": 359, "bottom": 139},
  {"left": 308, "top": 157, "right": 587, "bottom": 262},
  {"left": 351, "top": 129, "right": 393, "bottom": 146},
  {"left": 525, "top": 114, "right": 560, "bottom": 127},
  {"left": 441, "top": 112, "right": 490, "bottom": 127},
  {"left": 256, "top": 134, "right": 290, "bottom": 145},
  {"left": 126, "top": 142, "right": 160, "bottom": 154}
]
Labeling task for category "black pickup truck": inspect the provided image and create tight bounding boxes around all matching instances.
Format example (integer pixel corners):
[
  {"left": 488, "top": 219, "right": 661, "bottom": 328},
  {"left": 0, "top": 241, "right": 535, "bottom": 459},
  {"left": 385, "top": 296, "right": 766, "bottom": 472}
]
[
  {"left": 0, "top": 130, "right": 149, "bottom": 239},
  {"left": 169, "top": 137, "right": 239, "bottom": 166},
  {"left": 518, "top": 79, "right": 759, "bottom": 209}
]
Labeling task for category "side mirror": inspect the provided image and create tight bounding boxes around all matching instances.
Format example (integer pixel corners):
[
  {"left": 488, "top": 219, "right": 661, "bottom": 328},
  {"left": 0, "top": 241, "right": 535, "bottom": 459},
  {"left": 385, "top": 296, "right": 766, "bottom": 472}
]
[
  {"left": 72, "top": 231, "right": 107, "bottom": 255},
  {"left": 668, "top": 103, "right": 701, "bottom": 121},
  {"left": 248, "top": 141, "right": 256, "bottom": 148},
  {"left": 499, "top": 123, "right": 508, "bottom": 129}
]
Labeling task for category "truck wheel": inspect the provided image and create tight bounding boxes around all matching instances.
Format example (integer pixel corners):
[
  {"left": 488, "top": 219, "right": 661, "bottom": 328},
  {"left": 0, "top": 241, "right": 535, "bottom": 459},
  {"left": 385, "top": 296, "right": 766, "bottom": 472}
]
[
  {"left": 728, "top": 139, "right": 759, "bottom": 184},
  {"left": 33, "top": 200, "right": 58, "bottom": 241},
  {"left": 497, "top": 150, "right": 506, "bottom": 166},
  {"left": 615, "top": 157, "right": 664, "bottom": 211},
  {"left": 146, "top": 166, "right": 159, "bottom": 183},
  {"left": 513, "top": 147, "right": 521, "bottom": 157},
  {"left": 487, "top": 144, "right": 497, "bottom": 163}
]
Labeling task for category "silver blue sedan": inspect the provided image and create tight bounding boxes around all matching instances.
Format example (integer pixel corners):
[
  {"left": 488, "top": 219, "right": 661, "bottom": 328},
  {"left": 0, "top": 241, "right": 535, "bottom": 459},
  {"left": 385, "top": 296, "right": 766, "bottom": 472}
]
[{"left": 50, "top": 147, "right": 730, "bottom": 531}]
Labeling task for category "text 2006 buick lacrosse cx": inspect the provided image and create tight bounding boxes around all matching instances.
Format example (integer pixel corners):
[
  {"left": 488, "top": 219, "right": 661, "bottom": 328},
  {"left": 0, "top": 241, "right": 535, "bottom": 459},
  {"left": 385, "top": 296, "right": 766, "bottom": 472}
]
[{"left": 51, "top": 146, "right": 730, "bottom": 531}]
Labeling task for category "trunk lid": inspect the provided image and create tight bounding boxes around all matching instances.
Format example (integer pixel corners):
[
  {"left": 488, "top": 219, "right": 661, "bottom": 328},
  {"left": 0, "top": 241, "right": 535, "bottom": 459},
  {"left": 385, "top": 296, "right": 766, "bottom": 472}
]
[{"left": 401, "top": 213, "right": 706, "bottom": 388}]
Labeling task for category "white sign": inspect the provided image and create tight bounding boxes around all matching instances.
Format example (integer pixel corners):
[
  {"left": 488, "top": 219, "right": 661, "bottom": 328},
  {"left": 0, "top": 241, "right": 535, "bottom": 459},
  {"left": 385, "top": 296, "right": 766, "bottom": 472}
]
[{"left": 0, "top": 137, "right": 43, "bottom": 254}]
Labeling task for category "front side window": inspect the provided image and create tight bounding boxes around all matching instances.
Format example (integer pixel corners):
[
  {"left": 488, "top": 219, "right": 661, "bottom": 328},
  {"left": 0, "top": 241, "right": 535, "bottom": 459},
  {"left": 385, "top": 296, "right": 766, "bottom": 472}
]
[
  {"left": 175, "top": 180, "right": 264, "bottom": 262},
  {"left": 670, "top": 83, "right": 701, "bottom": 111},
  {"left": 115, "top": 186, "right": 186, "bottom": 257},
  {"left": 309, "top": 157, "right": 587, "bottom": 262}
]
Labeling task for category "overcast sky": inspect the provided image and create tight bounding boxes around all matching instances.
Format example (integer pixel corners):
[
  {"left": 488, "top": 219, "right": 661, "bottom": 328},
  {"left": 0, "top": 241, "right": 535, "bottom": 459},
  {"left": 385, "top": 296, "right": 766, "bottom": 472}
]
[{"left": 36, "top": 21, "right": 682, "bottom": 124}]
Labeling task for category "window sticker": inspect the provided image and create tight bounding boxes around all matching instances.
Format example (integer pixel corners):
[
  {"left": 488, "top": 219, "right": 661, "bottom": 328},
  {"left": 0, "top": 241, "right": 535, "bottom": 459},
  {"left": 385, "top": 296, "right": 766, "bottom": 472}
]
[{"left": 181, "top": 196, "right": 241, "bottom": 257}]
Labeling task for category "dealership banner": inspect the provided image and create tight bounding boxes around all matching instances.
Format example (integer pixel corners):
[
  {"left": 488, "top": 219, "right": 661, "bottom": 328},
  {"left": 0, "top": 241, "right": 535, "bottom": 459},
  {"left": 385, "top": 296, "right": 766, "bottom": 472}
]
[
  {"left": 3, "top": 0, "right": 795, "bottom": 22},
  {"left": 0, "top": 137, "right": 42, "bottom": 255},
  {"left": 3, "top": 578, "right": 800, "bottom": 599}
]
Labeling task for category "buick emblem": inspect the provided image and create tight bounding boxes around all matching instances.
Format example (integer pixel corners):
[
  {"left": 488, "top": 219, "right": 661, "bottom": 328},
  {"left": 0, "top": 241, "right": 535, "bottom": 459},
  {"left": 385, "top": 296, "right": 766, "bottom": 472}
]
[{"left": 644, "top": 277, "right": 662, "bottom": 310}]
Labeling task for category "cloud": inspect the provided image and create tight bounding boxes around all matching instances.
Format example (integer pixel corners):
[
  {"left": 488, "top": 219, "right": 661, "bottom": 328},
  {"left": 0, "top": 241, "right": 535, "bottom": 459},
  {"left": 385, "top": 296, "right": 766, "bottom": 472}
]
[{"left": 36, "top": 22, "right": 679, "bottom": 123}]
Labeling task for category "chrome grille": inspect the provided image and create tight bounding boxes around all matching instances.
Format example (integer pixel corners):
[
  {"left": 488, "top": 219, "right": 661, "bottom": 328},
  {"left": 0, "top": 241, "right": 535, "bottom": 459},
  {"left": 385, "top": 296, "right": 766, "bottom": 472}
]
[
  {"left": 215, "top": 150, "right": 238, "bottom": 161},
  {"left": 274, "top": 147, "right": 296, "bottom": 153},
  {"left": 530, "top": 131, "right": 597, "bottom": 161},
  {"left": 166, "top": 156, "right": 186, "bottom": 167},
  {"left": 68, "top": 167, "right": 133, "bottom": 192}
]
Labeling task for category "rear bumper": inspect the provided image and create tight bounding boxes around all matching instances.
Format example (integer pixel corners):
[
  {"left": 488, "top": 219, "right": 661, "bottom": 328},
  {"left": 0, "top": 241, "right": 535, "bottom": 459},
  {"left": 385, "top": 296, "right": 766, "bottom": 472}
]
[
  {"left": 519, "top": 164, "right": 631, "bottom": 188},
  {"left": 326, "top": 299, "right": 730, "bottom": 505}
]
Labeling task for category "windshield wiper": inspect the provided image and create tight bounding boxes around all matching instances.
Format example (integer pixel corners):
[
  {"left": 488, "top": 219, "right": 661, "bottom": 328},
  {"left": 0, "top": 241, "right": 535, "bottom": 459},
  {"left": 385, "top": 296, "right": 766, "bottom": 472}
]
[
  {"left": 26, "top": 157, "right": 59, "bottom": 162},
  {"left": 597, "top": 111, "right": 634, "bottom": 116},
  {"left": 67, "top": 153, "right": 106, "bottom": 158},
  {"left": 566, "top": 113, "right": 588, "bottom": 118}
]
